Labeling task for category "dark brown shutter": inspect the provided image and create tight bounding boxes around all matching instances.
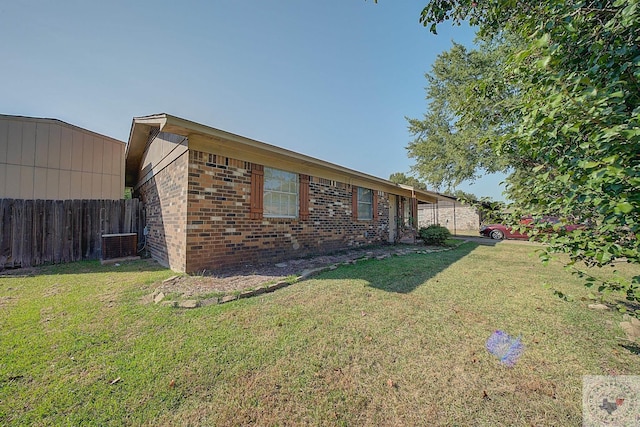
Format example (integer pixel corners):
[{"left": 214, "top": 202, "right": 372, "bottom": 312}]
[
  {"left": 373, "top": 190, "right": 378, "bottom": 220},
  {"left": 352, "top": 186, "right": 358, "bottom": 220},
  {"left": 250, "top": 164, "right": 264, "bottom": 220},
  {"left": 299, "top": 174, "right": 310, "bottom": 221}
]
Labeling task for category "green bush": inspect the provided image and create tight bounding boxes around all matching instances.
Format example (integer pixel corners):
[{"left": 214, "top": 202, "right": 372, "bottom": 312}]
[{"left": 418, "top": 225, "right": 451, "bottom": 246}]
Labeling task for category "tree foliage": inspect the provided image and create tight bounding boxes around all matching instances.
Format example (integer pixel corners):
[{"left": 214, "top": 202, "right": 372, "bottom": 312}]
[
  {"left": 388, "top": 172, "right": 429, "bottom": 191},
  {"left": 417, "top": 0, "right": 640, "bottom": 311},
  {"left": 406, "top": 37, "right": 521, "bottom": 191}
]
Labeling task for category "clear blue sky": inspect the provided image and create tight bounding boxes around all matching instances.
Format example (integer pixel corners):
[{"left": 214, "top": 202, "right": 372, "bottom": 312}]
[{"left": 0, "top": 0, "right": 506, "bottom": 200}]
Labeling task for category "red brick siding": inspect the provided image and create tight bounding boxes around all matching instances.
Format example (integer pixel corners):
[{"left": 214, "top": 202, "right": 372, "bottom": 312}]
[
  {"left": 137, "top": 151, "right": 188, "bottom": 272},
  {"left": 185, "top": 150, "right": 390, "bottom": 272}
]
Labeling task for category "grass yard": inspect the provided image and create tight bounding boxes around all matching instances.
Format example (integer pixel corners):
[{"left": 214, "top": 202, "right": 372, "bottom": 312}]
[{"left": 1, "top": 242, "right": 639, "bottom": 426}]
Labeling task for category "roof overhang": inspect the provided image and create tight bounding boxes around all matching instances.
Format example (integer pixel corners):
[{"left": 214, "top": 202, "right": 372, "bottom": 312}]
[{"left": 125, "top": 113, "right": 441, "bottom": 202}]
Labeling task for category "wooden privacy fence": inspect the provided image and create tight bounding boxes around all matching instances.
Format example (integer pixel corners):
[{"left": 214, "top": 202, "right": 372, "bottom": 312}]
[{"left": 0, "top": 198, "right": 145, "bottom": 269}]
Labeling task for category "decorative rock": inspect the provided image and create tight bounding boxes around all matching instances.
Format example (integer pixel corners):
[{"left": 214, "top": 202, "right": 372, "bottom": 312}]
[
  {"left": 153, "top": 292, "right": 165, "bottom": 304},
  {"left": 162, "top": 275, "right": 179, "bottom": 284},
  {"left": 239, "top": 289, "right": 256, "bottom": 299},
  {"left": 221, "top": 295, "right": 237, "bottom": 303},
  {"left": 619, "top": 321, "right": 640, "bottom": 341},
  {"left": 376, "top": 255, "right": 389, "bottom": 260},
  {"left": 587, "top": 303, "right": 610, "bottom": 311},
  {"left": 200, "top": 297, "right": 219, "bottom": 307},
  {"left": 178, "top": 300, "right": 199, "bottom": 309},
  {"left": 300, "top": 268, "right": 324, "bottom": 280},
  {"left": 160, "top": 300, "right": 177, "bottom": 307},
  {"left": 329, "top": 265, "right": 338, "bottom": 270},
  {"left": 624, "top": 314, "right": 640, "bottom": 327},
  {"left": 266, "top": 282, "right": 288, "bottom": 292},
  {"left": 275, "top": 263, "right": 288, "bottom": 268}
]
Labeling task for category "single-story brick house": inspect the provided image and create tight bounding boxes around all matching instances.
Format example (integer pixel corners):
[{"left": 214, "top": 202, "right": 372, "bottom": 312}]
[{"left": 125, "top": 113, "right": 443, "bottom": 273}]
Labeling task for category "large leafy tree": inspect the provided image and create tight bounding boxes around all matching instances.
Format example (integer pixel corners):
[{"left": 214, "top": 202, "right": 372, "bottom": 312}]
[
  {"left": 415, "top": 0, "right": 639, "bottom": 310},
  {"left": 388, "top": 172, "right": 429, "bottom": 191},
  {"left": 406, "top": 36, "right": 521, "bottom": 191}
]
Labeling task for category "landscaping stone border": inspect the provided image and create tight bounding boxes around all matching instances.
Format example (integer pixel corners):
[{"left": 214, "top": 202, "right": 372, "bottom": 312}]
[{"left": 150, "top": 242, "right": 466, "bottom": 309}]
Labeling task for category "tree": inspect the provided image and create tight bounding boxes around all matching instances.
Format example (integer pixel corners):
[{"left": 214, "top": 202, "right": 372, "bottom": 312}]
[
  {"left": 388, "top": 172, "right": 429, "bottom": 191},
  {"left": 417, "top": 0, "right": 640, "bottom": 312},
  {"left": 452, "top": 189, "right": 477, "bottom": 201},
  {"left": 405, "top": 37, "right": 521, "bottom": 191}
]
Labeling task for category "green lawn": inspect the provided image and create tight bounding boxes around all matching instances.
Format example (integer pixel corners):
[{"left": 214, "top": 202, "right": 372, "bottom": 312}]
[{"left": 1, "top": 242, "right": 638, "bottom": 426}]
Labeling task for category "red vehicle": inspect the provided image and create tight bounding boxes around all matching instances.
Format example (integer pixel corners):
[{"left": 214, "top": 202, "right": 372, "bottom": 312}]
[{"left": 480, "top": 216, "right": 580, "bottom": 240}]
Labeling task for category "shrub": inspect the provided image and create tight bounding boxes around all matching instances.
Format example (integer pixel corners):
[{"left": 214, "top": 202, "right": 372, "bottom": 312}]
[{"left": 418, "top": 225, "right": 451, "bottom": 246}]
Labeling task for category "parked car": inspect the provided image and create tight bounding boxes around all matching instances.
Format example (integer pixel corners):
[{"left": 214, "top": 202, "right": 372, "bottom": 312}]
[{"left": 480, "top": 216, "right": 581, "bottom": 240}]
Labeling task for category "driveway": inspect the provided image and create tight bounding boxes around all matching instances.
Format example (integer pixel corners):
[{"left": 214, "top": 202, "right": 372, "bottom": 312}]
[{"left": 451, "top": 235, "right": 541, "bottom": 246}]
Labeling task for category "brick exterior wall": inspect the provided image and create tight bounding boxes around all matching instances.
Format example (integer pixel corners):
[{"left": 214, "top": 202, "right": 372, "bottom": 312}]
[
  {"left": 184, "top": 150, "right": 390, "bottom": 272},
  {"left": 137, "top": 151, "right": 188, "bottom": 272}
]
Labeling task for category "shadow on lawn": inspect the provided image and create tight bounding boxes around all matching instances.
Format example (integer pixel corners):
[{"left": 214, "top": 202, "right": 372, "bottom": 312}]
[
  {"left": 324, "top": 241, "right": 480, "bottom": 294},
  {"left": 620, "top": 343, "right": 640, "bottom": 356},
  {"left": 0, "top": 258, "right": 168, "bottom": 278}
]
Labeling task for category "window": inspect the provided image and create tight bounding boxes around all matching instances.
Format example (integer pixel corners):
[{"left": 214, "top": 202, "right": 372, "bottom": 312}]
[
  {"left": 357, "top": 187, "right": 373, "bottom": 220},
  {"left": 264, "top": 167, "right": 299, "bottom": 218},
  {"left": 351, "top": 186, "right": 378, "bottom": 221}
]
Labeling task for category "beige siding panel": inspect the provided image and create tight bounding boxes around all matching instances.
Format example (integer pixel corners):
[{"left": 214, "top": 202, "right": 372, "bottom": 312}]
[
  {"left": 71, "top": 130, "right": 83, "bottom": 171},
  {"left": 35, "top": 123, "right": 49, "bottom": 168},
  {"left": 7, "top": 121, "right": 22, "bottom": 164},
  {"left": 20, "top": 165, "right": 34, "bottom": 198},
  {"left": 0, "top": 119, "right": 8, "bottom": 163},
  {"left": 113, "top": 142, "right": 122, "bottom": 176},
  {"left": 47, "top": 124, "right": 61, "bottom": 169},
  {"left": 5, "top": 164, "right": 20, "bottom": 198},
  {"left": 111, "top": 174, "right": 121, "bottom": 199},
  {"left": 21, "top": 122, "right": 36, "bottom": 167},
  {"left": 60, "top": 127, "right": 73, "bottom": 170},
  {"left": 92, "top": 136, "right": 103, "bottom": 174},
  {"left": 140, "top": 139, "right": 159, "bottom": 174},
  {"left": 82, "top": 134, "right": 93, "bottom": 172},
  {"left": 33, "top": 167, "right": 48, "bottom": 199},
  {"left": 91, "top": 172, "right": 102, "bottom": 197},
  {"left": 59, "top": 169, "right": 71, "bottom": 200},
  {"left": 46, "top": 168, "right": 61, "bottom": 199},
  {"left": 105, "top": 176, "right": 112, "bottom": 199},
  {"left": 81, "top": 172, "right": 92, "bottom": 198},
  {"left": 103, "top": 140, "right": 113, "bottom": 177},
  {"left": 0, "top": 163, "right": 5, "bottom": 195},
  {"left": 70, "top": 171, "right": 82, "bottom": 198},
  {"left": 0, "top": 117, "right": 124, "bottom": 199},
  {"left": 136, "top": 133, "right": 188, "bottom": 188}
]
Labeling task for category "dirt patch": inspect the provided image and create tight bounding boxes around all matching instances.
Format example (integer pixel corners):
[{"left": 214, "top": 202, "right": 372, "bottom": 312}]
[{"left": 153, "top": 244, "right": 451, "bottom": 298}]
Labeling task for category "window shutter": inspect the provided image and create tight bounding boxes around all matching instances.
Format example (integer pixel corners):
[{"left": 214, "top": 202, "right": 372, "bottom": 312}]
[
  {"left": 352, "top": 186, "right": 358, "bottom": 220},
  {"left": 373, "top": 191, "right": 378, "bottom": 220},
  {"left": 250, "top": 164, "right": 264, "bottom": 220},
  {"left": 299, "top": 174, "right": 310, "bottom": 221}
]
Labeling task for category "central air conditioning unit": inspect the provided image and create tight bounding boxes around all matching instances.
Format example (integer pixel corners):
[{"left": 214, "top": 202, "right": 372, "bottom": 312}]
[{"left": 101, "top": 233, "right": 138, "bottom": 260}]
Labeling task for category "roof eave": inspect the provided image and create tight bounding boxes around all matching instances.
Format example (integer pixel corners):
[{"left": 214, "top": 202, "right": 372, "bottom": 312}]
[
  {"left": 125, "top": 113, "right": 441, "bottom": 202},
  {"left": 125, "top": 114, "right": 168, "bottom": 187}
]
